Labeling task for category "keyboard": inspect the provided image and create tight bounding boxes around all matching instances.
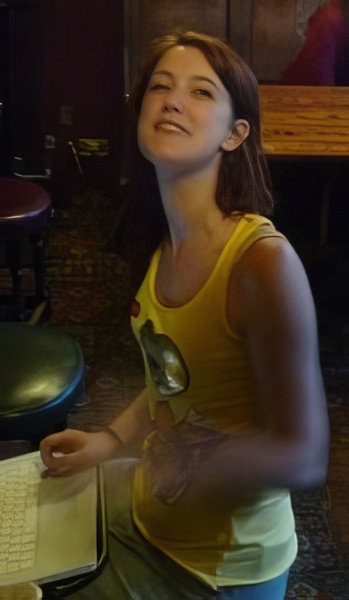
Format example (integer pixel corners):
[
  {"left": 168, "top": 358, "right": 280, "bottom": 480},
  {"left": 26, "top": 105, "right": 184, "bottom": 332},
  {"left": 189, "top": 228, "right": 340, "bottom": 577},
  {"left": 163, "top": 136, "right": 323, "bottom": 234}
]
[{"left": 0, "top": 455, "right": 42, "bottom": 575}]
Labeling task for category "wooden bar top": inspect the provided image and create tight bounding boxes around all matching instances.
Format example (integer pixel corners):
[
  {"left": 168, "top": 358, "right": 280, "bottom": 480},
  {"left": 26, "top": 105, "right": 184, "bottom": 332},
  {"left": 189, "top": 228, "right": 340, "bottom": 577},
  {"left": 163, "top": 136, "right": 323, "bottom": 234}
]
[{"left": 260, "top": 85, "right": 349, "bottom": 158}]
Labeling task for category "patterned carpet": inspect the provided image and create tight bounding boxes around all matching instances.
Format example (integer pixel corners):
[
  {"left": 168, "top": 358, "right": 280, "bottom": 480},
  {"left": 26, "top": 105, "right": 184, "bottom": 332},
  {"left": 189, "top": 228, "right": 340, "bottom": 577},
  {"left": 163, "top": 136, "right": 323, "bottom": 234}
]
[
  {"left": 1, "top": 185, "right": 348, "bottom": 599},
  {"left": 46, "top": 188, "right": 145, "bottom": 431}
]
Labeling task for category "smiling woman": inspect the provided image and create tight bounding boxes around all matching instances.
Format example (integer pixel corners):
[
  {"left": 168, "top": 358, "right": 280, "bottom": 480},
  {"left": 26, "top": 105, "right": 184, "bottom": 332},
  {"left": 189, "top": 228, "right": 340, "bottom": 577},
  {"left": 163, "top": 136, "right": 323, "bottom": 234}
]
[
  {"left": 137, "top": 45, "right": 247, "bottom": 183},
  {"left": 39, "top": 30, "right": 329, "bottom": 600},
  {"left": 132, "top": 31, "right": 274, "bottom": 228}
]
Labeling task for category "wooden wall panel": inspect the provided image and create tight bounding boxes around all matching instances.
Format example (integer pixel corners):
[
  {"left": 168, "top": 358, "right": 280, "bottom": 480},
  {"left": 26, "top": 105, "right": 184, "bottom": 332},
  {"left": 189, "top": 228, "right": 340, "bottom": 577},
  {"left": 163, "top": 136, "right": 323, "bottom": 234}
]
[
  {"left": 125, "top": 0, "right": 228, "bottom": 88},
  {"left": 253, "top": 0, "right": 328, "bottom": 82},
  {"left": 252, "top": 0, "right": 303, "bottom": 81},
  {"left": 228, "top": 0, "right": 253, "bottom": 63},
  {"left": 138, "top": 0, "right": 227, "bottom": 44},
  {"left": 126, "top": 1, "right": 328, "bottom": 86}
]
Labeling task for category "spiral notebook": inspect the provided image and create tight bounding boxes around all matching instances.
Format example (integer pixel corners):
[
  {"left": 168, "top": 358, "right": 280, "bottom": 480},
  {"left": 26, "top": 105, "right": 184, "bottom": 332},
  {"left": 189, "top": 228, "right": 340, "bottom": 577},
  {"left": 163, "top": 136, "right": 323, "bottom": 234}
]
[{"left": 0, "top": 451, "right": 106, "bottom": 590}]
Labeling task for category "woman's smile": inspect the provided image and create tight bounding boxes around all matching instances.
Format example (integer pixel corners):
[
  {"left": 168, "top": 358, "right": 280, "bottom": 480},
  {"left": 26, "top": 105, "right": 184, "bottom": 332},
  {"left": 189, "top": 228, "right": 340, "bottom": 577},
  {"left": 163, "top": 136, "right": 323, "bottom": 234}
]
[{"left": 155, "top": 119, "right": 189, "bottom": 134}]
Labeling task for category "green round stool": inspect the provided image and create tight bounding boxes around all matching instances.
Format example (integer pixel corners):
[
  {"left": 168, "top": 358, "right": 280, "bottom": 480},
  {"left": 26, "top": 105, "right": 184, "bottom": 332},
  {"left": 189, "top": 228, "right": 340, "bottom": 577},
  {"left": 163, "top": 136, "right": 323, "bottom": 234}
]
[{"left": 0, "top": 323, "right": 85, "bottom": 444}]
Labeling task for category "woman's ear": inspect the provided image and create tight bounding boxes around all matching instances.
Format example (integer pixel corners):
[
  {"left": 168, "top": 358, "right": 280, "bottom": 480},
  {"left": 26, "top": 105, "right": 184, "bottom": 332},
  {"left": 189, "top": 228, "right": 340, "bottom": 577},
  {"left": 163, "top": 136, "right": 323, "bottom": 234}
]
[{"left": 221, "top": 119, "right": 250, "bottom": 152}]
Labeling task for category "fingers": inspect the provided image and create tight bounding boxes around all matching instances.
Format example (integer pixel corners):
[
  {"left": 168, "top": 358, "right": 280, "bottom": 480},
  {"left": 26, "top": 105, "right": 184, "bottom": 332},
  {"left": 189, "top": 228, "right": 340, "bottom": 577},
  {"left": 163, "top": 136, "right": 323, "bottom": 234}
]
[
  {"left": 39, "top": 429, "right": 87, "bottom": 477},
  {"left": 39, "top": 428, "right": 116, "bottom": 477},
  {"left": 40, "top": 434, "right": 65, "bottom": 468},
  {"left": 43, "top": 452, "right": 72, "bottom": 477}
]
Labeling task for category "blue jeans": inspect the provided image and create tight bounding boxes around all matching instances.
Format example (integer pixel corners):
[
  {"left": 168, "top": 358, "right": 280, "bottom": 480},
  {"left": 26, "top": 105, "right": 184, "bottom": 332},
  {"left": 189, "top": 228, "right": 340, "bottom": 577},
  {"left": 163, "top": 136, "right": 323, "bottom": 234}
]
[{"left": 217, "top": 570, "right": 289, "bottom": 600}]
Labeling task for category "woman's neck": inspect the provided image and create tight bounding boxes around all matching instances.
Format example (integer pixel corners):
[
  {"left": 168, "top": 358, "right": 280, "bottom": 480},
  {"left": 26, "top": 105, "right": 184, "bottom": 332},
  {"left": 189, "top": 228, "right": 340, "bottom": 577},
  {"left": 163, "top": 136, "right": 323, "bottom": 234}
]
[{"left": 156, "top": 170, "right": 224, "bottom": 251}]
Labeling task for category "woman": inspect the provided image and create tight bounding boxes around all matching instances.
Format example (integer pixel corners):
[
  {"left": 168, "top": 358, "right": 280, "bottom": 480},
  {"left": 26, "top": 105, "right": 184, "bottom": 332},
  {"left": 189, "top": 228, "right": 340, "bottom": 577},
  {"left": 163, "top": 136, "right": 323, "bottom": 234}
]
[{"left": 40, "top": 31, "right": 330, "bottom": 600}]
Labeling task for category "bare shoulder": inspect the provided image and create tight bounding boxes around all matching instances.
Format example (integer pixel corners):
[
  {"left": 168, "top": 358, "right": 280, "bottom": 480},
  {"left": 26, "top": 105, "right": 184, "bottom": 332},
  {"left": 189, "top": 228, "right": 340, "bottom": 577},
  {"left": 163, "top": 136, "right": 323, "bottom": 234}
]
[
  {"left": 233, "top": 235, "right": 310, "bottom": 294},
  {"left": 239, "top": 234, "right": 305, "bottom": 274},
  {"left": 227, "top": 235, "right": 316, "bottom": 336}
]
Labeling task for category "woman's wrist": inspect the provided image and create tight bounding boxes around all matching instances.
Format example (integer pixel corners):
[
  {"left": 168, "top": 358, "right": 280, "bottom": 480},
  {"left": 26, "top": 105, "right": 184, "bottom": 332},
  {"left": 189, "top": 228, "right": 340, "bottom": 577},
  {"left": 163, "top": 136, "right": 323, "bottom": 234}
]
[{"left": 103, "top": 426, "right": 125, "bottom": 448}]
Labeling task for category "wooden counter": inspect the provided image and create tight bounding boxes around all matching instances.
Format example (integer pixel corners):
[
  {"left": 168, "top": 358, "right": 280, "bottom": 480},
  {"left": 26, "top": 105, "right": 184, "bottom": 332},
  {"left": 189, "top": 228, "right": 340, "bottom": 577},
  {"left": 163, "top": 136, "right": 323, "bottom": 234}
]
[{"left": 260, "top": 85, "right": 349, "bottom": 158}]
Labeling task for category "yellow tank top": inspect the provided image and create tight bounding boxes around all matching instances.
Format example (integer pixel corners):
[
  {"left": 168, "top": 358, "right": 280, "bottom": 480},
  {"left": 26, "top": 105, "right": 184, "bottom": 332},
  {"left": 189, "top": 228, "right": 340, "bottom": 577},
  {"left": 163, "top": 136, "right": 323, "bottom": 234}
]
[{"left": 131, "top": 213, "right": 297, "bottom": 589}]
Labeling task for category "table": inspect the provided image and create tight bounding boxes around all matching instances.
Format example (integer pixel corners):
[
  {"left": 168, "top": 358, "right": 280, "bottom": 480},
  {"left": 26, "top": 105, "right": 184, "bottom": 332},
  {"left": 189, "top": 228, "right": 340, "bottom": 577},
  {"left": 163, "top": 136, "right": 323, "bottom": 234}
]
[
  {"left": 260, "top": 85, "right": 349, "bottom": 244},
  {"left": 260, "top": 85, "right": 349, "bottom": 157}
]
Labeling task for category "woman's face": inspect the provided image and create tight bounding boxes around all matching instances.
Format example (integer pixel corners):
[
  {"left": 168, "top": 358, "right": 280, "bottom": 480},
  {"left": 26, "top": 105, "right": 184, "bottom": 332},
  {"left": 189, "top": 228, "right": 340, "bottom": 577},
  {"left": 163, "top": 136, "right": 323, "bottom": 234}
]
[{"left": 137, "top": 45, "right": 236, "bottom": 178}]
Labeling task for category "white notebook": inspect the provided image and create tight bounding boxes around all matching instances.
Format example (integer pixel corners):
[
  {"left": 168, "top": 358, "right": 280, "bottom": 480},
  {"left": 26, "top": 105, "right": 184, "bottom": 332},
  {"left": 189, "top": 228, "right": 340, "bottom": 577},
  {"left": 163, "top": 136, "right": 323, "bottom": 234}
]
[{"left": 0, "top": 451, "right": 106, "bottom": 588}]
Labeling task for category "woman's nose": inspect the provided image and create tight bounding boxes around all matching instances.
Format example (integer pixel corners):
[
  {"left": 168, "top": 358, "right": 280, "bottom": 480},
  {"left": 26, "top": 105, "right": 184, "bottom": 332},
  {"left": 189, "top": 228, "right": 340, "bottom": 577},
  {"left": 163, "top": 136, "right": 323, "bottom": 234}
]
[{"left": 162, "top": 89, "right": 184, "bottom": 113}]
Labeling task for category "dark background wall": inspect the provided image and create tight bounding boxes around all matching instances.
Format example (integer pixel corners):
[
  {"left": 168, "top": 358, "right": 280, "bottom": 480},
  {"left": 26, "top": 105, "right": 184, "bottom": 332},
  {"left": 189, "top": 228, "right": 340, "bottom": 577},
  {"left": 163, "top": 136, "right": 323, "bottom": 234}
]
[
  {"left": 0, "top": 0, "right": 124, "bottom": 190},
  {"left": 1, "top": 0, "right": 346, "bottom": 242},
  {"left": 41, "top": 1, "right": 124, "bottom": 164},
  {"left": 0, "top": 0, "right": 43, "bottom": 174},
  {"left": 1, "top": 0, "right": 326, "bottom": 179}
]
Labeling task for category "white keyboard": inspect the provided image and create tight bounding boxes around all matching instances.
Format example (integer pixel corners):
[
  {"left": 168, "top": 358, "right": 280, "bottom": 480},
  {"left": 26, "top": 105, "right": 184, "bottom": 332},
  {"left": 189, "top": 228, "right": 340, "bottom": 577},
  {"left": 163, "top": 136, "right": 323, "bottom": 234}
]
[{"left": 0, "top": 455, "right": 42, "bottom": 575}]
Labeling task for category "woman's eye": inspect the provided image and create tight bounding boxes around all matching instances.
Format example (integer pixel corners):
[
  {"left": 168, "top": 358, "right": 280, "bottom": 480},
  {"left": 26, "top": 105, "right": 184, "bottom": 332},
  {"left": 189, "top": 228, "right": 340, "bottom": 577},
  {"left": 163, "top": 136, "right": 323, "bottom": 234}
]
[
  {"left": 194, "top": 88, "right": 213, "bottom": 98},
  {"left": 150, "top": 83, "right": 170, "bottom": 91}
]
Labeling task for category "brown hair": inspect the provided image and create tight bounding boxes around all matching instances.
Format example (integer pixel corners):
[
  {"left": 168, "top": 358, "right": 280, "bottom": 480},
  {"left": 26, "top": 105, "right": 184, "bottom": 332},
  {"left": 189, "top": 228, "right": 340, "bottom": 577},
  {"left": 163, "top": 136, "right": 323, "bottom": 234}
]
[
  {"left": 119, "top": 31, "right": 274, "bottom": 288},
  {"left": 133, "top": 30, "right": 274, "bottom": 216}
]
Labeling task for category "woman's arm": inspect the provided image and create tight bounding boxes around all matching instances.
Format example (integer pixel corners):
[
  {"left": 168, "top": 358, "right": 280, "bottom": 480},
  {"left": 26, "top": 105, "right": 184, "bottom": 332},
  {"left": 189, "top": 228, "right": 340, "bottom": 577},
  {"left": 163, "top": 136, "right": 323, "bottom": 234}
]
[
  {"left": 190, "top": 237, "right": 330, "bottom": 504},
  {"left": 40, "top": 388, "right": 154, "bottom": 476}
]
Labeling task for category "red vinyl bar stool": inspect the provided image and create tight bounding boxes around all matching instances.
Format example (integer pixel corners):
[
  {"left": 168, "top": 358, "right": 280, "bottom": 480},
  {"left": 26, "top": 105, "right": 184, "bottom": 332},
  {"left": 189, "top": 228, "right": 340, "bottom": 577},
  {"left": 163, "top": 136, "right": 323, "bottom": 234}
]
[{"left": 0, "top": 178, "right": 52, "bottom": 320}]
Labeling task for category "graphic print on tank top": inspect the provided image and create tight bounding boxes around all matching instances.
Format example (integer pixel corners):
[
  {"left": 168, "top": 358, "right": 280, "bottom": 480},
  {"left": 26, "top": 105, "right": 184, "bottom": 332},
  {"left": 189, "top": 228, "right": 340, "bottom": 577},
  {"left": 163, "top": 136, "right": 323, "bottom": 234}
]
[{"left": 139, "top": 319, "right": 189, "bottom": 397}]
